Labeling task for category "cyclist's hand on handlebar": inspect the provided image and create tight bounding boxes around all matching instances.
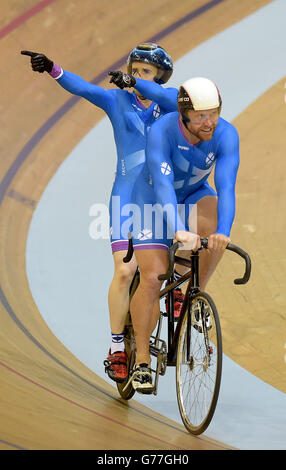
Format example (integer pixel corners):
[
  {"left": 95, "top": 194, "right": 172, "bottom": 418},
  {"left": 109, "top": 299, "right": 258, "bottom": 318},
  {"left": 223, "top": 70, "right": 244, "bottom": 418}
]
[
  {"left": 21, "top": 50, "right": 54, "bottom": 73},
  {"left": 175, "top": 230, "right": 201, "bottom": 251},
  {"left": 208, "top": 233, "right": 230, "bottom": 251}
]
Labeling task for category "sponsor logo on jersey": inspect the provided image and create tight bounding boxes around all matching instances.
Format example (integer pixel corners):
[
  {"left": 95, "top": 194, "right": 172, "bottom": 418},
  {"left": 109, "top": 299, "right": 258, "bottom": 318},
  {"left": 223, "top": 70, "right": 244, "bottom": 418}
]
[
  {"left": 178, "top": 145, "right": 189, "bottom": 151},
  {"left": 121, "top": 159, "right": 126, "bottom": 175},
  {"left": 160, "top": 162, "right": 171, "bottom": 175},
  {"left": 132, "top": 103, "right": 142, "bottom": 112}
]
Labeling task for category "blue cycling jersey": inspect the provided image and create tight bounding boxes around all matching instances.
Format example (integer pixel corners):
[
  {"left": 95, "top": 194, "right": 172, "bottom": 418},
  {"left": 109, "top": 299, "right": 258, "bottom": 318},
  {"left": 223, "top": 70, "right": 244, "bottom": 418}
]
[
  {"left": 131, "top": 111, "right": 240, "bottom": 247},
  {"left": 55, "top": 72, "right": 177, "bottom": 177},
  {"left": 53, "top": 70, "right": 178, "bottom": 250}
]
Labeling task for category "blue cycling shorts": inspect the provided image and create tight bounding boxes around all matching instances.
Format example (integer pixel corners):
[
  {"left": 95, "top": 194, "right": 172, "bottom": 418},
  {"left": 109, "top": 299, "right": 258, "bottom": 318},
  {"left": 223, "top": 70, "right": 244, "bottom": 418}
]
[{"left": 131, "top": 181, "right": 217, "bottom": 251}]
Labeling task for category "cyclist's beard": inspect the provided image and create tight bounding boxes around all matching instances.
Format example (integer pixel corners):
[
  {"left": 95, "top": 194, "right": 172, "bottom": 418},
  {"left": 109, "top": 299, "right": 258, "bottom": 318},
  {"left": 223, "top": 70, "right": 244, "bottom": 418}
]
[{"left": 188, "top": 122, "right": 218, "bottom": 141}]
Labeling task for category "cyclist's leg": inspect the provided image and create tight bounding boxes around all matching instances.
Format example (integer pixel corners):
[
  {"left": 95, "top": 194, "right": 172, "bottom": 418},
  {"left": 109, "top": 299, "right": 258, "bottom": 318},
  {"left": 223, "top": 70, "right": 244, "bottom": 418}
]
[
  {"left": 130, "top": 185, "right": 172, "bottom": 366},
  {"left": 130, "top": 246, "right": 169, "bottom": 366},
  {"left": 128, "top": 180, "right": 172, "bottom": 391},
  {"left": 186, "top": 183, "right": 224, "bottom": 290},
  {"left": 173, "top": 184, "right": 212, "bottom": 278},
  {"left": 192, "top": 197, "right": 220, "bottom": 290},
  {"left": 105, "top": 186, "right": 137, "bottom": 382},
  {"left": 108, "top": 182, "right": 138, "bottom": 339},
  {"left": 108, "top": 247, "right": 137, "bottom": 337}
]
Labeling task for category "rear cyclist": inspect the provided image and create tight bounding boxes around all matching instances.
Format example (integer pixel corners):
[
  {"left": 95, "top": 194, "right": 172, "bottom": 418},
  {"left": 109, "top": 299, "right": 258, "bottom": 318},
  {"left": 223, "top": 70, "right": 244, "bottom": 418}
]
[{"left": 21, "top": 43, "right": 179, "bottom": 384}]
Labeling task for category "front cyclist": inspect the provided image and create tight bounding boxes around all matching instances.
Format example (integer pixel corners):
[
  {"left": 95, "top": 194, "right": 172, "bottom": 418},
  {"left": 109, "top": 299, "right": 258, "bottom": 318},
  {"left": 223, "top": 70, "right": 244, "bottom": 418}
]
[
  {"left": 21, "top": 43, "right": 178, "bottom": 384},
  {"left": 129, "top": 77, "right": 240, "bottom": 393}
]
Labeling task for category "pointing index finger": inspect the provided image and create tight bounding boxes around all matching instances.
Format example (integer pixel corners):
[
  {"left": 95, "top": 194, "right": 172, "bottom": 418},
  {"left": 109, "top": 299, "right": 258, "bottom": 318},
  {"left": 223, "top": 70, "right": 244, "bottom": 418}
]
[{"left": 21, "top": 50, "right": 38, "bottom": 57}]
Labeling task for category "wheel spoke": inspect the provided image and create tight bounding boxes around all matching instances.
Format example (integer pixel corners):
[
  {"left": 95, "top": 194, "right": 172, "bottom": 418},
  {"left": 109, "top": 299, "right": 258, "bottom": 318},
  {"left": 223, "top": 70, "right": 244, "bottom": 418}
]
[{"left": 176, "top": 292, "right": 222, "bottom": 434}]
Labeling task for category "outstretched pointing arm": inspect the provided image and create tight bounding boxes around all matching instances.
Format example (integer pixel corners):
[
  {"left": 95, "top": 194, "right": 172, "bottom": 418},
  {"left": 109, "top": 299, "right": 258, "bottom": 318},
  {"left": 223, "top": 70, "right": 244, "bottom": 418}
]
[{"left": 21, "top": 50, "right": 114, "bottom": 112}]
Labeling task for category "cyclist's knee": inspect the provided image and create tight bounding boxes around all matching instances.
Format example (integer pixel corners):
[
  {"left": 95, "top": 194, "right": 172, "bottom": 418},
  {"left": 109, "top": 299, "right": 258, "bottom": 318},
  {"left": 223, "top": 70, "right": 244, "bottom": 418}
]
[
  {"left": 139, "top": 269, "right": 162, "bottom": 292},
  {"left": 198, "top": 217, "right": 217, "bottom": 238},
  {"left": 134, "top": 249, "right": 168, "bottom": 294},
  {"left": 114, "top": 262, "right": 136, "bottom": 286}
]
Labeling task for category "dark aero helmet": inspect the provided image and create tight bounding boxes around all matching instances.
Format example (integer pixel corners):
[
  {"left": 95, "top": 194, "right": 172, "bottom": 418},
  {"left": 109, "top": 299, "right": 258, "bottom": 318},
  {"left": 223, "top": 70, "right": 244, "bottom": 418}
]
[{"left": 127, "top": 43, "right": 173, "bottom": 84}]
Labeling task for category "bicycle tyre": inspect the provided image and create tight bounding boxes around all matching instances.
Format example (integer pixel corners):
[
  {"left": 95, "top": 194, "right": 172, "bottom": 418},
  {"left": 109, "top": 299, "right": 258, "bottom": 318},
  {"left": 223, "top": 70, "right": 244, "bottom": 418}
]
[
  {"left": 116, "top": 271, "right": 139, "bottom": 400},
  {"left": 176, "top": 291, "right": 222, "bottom": 435}
]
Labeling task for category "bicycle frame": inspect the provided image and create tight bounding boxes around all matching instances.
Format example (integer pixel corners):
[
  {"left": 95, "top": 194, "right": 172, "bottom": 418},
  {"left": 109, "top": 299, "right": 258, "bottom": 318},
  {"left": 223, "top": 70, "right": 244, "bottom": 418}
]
[{"left": 156, "top": 251, "right": 200, "bottom": 366}]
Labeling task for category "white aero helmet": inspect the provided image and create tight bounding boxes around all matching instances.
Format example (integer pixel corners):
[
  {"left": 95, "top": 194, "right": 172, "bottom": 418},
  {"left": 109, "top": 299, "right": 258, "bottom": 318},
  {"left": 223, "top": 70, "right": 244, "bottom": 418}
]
[{"left": 178, "top": 77, "right": 222, "bottom": 121}]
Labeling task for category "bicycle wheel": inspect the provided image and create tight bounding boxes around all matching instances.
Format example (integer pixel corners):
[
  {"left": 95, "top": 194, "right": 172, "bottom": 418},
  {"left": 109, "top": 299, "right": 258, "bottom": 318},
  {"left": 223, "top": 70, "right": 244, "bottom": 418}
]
[
  {"left": 176, "top": 291, "right": 222, "bottom": 435},
  {"left": 116, "top": 271, "right": 139, "bottom": 400}
]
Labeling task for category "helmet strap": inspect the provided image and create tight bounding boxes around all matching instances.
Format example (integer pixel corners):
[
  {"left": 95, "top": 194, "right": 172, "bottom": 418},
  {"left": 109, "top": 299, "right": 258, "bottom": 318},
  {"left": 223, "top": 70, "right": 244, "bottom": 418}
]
[
  {"left": 154, "top": 77, "right": 163, "bottom": 84},
  {"left": 154, "top": 68, "right": 164, "bottom": 84},
  {"left": 181, "top": 112, "right": 190, "bottom": 128}
]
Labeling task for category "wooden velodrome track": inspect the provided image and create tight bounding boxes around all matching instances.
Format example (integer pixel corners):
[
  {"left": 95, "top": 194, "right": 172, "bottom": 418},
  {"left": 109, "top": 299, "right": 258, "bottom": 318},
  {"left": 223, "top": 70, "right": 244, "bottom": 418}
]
[{"left": 0, "top": 0, "right": 284, "bottom": 450}]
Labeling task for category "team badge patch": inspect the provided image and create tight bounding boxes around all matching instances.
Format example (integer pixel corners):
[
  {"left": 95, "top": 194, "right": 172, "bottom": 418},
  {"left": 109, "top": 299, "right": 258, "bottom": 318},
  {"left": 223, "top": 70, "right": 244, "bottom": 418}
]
[
  {"left": 206, "top": 152, "right": 215, "bottom": 165},
  {"left": 137, "top": 229, "right": 153, "bottom": 240},
  {"left": 160, "top": 162, "right": 171, "bottom": 175}
]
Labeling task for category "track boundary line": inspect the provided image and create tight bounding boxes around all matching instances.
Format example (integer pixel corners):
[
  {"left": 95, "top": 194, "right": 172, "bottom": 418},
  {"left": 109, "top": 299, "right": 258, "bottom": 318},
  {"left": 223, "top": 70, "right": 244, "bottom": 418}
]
[
  {"left": 0, "top": 0, "right": 58, "bottom": 40},
  {"left": 0, "top": 360, "right": 186, "bottom": 450}
]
